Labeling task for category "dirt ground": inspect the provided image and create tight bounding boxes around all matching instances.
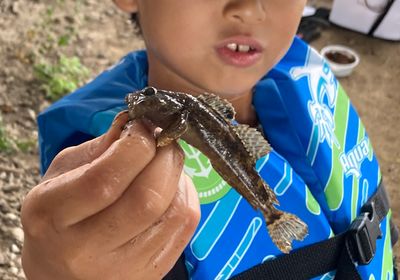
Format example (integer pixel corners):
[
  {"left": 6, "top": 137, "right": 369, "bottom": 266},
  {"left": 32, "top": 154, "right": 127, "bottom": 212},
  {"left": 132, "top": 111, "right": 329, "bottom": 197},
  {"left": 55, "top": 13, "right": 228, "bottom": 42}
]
[{"left": 0, "top": 0, "right": 398, "bottom": 279}]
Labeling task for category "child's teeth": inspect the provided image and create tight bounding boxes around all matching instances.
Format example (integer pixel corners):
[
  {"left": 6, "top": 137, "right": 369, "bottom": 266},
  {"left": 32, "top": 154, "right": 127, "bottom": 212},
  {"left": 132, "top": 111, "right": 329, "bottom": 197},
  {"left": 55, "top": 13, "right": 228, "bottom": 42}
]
[
  {"left": 238, "top": 45, "right": 250, "bottom": 52},
  {"left": 225, "top": 43, "right": 252, "bottom": 52},
  {"left": 227, "top": 43, "right": 237, "bottom": 51}
]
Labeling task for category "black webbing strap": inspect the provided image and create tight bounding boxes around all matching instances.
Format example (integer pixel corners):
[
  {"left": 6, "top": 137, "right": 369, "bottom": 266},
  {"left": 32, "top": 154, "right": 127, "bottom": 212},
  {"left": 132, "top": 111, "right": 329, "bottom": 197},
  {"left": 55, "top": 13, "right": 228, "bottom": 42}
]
[
  {"left": 368, "top": 0, "right": 396, "bottom": 36},
  {"left": 231, "top": 181, "right": 397, "bottom": 280},
  {"left": 232, "top": 233, "right": 347, "bottom": 280}
]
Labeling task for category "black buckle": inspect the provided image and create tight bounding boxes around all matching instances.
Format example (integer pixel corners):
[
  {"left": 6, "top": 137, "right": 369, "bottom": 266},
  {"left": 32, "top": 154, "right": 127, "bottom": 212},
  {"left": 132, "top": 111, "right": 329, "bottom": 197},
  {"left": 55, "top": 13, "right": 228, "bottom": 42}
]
[{"left": 348, "top": 201, "right": 383, "bottom": 265}]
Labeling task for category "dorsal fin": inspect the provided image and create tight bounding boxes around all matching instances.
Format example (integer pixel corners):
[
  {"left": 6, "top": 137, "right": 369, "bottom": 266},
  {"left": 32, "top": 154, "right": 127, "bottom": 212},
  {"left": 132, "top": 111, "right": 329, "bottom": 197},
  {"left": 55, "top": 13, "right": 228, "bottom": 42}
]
[
  {"left": 233, "top": 124, "right": 271, "bottom": 162},
  {"left": 197, "top": 93, "right": 236, "bottom": 120}
]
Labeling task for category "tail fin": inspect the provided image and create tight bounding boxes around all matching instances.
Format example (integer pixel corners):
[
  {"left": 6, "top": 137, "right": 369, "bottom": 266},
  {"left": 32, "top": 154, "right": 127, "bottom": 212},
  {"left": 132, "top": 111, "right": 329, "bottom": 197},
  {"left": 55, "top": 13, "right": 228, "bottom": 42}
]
[{"left": 266, "top": 211, "right": 308, "bottom": 254}]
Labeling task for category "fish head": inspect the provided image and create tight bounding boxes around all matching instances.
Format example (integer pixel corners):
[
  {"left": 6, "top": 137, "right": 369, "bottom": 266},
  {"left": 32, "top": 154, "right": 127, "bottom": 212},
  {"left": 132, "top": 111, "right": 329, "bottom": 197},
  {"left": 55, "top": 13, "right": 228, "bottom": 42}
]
[{"left": 126, "top": 87, "right": 184, "bottom": 125}]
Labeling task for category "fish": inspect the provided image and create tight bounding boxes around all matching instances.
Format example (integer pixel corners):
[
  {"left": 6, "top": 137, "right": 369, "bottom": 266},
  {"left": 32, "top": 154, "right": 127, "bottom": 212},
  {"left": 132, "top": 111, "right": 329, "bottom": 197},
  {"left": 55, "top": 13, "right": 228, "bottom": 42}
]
[{"left": 125, "top": 86, "right": 308, "bottom": 253}]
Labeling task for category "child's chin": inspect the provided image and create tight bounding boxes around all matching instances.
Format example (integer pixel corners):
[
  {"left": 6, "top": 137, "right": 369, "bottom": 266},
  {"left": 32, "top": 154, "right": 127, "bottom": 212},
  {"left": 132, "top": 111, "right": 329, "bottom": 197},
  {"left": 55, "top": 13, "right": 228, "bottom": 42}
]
[{"left": 212, "top": 79, "right": 260, "bottom": 96}]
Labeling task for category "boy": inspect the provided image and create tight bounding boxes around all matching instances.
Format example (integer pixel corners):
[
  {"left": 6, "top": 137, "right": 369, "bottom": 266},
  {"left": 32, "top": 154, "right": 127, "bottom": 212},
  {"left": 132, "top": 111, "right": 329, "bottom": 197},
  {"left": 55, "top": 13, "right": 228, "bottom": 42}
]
[{"left": 20, "top": 0, "right": 397, "bottom": 279}]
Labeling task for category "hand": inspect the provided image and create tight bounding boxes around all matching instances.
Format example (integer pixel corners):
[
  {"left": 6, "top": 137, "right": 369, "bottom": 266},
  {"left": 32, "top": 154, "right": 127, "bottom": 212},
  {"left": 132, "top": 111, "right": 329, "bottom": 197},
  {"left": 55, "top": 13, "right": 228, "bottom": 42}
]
[{"left": 21, "top": 111, "right": 200, "bottom": 280}]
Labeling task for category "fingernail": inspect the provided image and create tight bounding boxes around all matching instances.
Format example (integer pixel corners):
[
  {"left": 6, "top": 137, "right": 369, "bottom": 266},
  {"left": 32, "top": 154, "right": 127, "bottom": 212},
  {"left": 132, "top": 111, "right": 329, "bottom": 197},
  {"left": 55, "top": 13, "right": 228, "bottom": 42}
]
[
  {"left": 111, "top": 111, "right": 128, "bottom": 131},
  {"left": 102, "top": 112, "right": 129, "bottom": 144}
]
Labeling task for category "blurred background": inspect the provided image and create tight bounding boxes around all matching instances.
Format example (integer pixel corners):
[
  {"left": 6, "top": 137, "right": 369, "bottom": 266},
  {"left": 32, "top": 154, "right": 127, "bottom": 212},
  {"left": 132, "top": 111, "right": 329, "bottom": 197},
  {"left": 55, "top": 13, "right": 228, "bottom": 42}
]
[{"left": 0, "top": 0, "right": 398, "bottom": 279}]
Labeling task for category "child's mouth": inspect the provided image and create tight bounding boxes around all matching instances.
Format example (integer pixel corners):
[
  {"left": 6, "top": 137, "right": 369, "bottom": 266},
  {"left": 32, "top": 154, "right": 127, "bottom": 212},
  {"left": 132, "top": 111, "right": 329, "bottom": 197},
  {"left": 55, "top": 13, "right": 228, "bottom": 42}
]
[{"left": 215, "top": 37, "right": 263, "bottom": 68}]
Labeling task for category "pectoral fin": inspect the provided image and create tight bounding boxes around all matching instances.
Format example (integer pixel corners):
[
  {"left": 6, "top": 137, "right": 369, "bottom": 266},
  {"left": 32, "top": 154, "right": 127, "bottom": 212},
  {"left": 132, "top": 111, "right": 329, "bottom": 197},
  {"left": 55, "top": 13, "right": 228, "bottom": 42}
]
[{"left": 157, "top": 111, "right": 189, "bottom": 147}]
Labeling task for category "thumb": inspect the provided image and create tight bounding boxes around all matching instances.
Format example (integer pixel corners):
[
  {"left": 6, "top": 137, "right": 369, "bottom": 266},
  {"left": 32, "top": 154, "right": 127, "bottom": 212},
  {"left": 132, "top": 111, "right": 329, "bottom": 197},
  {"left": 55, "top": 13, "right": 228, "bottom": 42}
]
[{"left": 43, "top": 111, "right": 129, "bottom": 181}]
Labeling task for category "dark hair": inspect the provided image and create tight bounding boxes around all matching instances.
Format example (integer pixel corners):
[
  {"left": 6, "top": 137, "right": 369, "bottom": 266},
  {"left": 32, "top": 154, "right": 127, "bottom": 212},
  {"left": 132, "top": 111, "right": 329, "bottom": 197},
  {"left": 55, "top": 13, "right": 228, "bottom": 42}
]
[{"left": 130, "top": 13, "right": 142, "bottom": 35}]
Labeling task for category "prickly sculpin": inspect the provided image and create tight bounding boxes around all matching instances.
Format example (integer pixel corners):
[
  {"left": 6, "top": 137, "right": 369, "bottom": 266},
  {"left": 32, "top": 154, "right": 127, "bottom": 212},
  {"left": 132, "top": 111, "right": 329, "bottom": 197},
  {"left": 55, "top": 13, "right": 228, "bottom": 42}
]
[{"left": 125, "top": 87, "right": 308, "bottom": 253}]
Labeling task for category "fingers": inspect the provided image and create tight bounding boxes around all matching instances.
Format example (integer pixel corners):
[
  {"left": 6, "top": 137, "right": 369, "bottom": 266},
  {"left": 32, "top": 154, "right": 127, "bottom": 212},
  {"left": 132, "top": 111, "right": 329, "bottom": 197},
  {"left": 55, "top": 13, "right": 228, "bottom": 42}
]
[
  {"left": 43, "top": 111, "right": 129, "bottom": 181},
  {"left": 26, "top": 120, "right": 157, "bottom": 229},
  {"left": 72, "top": 142, "right": 186, "bottom": 251},
  {"left": 111, "top": 174, "right": 200, "bottom": 279},
  {"left": 51, "top": 174, "right": 200, "bottom": 280},
  {"left": 21, "top": 108, "right": 202, "bottom": 280}
]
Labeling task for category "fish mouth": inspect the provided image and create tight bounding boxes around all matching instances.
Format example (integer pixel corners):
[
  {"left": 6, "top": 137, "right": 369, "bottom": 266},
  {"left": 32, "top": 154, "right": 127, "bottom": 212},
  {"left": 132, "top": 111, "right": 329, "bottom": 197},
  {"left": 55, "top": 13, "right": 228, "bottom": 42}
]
[{"left": 126, "top": 93, "right": 147, "bottom": 107}]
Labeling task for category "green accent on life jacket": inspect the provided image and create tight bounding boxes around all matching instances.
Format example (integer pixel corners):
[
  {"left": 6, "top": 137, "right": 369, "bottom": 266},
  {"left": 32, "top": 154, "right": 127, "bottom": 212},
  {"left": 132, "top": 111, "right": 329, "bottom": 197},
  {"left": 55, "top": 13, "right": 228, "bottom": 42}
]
[
  {"left": 306, "top": 185, "right": 321, "bottom": 215},
  {"left": 325, "top": 85, "right": 350, "bottom": 210},
  {"left": 180, "top": 140, "right": 231, "bottom": 204},
  {"left": 381, "top": 211, "right": 394, "bottom": 280}
]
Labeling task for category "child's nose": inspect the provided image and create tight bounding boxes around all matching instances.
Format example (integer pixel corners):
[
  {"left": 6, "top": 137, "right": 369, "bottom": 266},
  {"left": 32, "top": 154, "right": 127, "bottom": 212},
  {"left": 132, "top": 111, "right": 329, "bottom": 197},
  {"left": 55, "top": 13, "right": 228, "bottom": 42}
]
[{"left": 223, "top": 0, "right": 266, "bottom": 25}]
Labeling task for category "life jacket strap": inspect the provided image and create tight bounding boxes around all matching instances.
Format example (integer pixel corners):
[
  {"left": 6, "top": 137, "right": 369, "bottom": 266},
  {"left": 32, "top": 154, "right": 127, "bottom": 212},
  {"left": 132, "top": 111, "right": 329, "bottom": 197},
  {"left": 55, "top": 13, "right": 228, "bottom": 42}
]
[
  {"left": 230, "top": 180, "right": 398, "bottom": 280},
  {"left": 163, "top": 181, "right": 398, "bottom": 280}
]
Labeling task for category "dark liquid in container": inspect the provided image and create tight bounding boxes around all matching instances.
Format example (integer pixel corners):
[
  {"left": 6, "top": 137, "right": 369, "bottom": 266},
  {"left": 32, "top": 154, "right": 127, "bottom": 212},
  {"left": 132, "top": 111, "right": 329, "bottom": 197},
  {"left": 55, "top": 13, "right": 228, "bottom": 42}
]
[{"left": 325, "top": 51, "right": 356, "bottom": 64}]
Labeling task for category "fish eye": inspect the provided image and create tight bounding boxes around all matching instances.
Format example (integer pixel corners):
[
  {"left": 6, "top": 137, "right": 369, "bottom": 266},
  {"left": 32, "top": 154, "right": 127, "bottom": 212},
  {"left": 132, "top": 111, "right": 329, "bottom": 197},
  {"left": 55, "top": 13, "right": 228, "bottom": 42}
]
[{"left": 143, "top": 87, "right": 157, "bottom": 96}]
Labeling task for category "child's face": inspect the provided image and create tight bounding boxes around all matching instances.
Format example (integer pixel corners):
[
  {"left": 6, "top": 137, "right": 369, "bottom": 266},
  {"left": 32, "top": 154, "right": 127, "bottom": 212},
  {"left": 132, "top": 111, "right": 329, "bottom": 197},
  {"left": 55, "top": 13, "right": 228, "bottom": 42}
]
[{"left": 115, "top": 0, "right": 306, "bottom": 99}]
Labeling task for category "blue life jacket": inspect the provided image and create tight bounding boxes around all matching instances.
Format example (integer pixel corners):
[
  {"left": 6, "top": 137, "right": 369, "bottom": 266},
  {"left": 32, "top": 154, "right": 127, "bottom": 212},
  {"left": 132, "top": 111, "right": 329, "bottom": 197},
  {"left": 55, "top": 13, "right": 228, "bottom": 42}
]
[{"left": 38, "top": 38, "right": 395, "bottom": 280}]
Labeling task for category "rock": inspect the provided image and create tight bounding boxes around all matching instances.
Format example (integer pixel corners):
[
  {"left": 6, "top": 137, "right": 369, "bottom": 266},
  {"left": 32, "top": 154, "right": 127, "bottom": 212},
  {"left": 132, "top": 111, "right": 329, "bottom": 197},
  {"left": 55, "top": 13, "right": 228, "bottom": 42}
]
[
  {"left": 5, "top": 76, "right": 14, "bottom": 84},
  {"left": 2, "top": 185, "right": 19, "bottom": 193},
  {"left": 5, "top": 212, "right": 18, "bottom": 221},
  {"left": 11, "top": 244, "right": 20, "bottom": 254},
  {"left": 11, "top": 227, "right": 24, "bottom": 243},
  {"left": 86, "top": 0, "right": 96, "bottom": 6},
  {"left": 9, "top": 253, "right": 17, "bottom": 260},
  {"left": 0, "top": 199, "right": 10, "bottom": 213},
  {"left": 7, "top": 200, "right": 20, "bottom": 210},
  {"left": 64, "top": 15, "right": 75, "bottom": 24},
  {"left": 105, "top": 9, "right": 115, "bottom": 17},
  {"left": 9, "top": 266, "right": 18, "bottom": 275},
  {"left": 26, "top": 108, "right": 36, "bottom": 122},
  {"left": 0, "top": 251, "right": 6, "bottom": 265},
  {"left": 8, "top": 173, "right": 15, "bottom": 185},
  {"left": 11, "top": 1, "right": 21, "bottom": 15}
]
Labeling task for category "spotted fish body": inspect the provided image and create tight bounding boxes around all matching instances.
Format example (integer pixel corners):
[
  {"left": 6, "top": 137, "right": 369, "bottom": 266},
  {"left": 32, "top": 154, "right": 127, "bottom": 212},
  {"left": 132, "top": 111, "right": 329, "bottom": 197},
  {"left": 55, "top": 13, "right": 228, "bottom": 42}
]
[{"left": 126, "top": 87, "right": 308, "bottom": 253}]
